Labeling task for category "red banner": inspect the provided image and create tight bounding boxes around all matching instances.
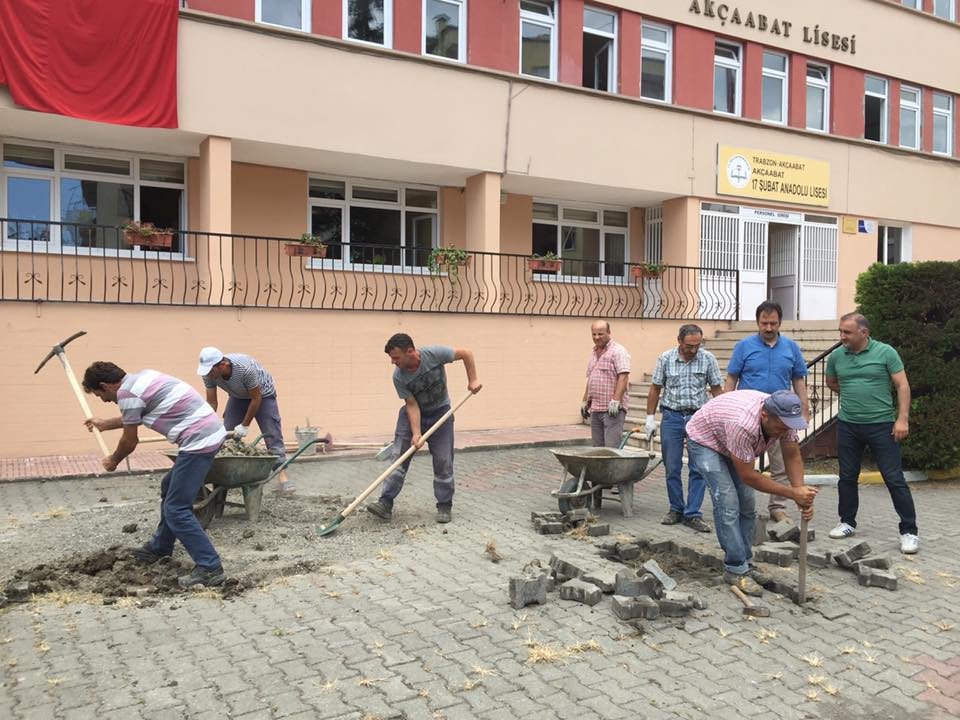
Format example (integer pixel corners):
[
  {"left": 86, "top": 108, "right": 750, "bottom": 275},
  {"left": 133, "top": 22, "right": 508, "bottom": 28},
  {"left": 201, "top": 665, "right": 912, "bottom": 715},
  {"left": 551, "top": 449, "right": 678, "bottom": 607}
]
[{"left": 0, "top": 0, "right": 178, "bottom": 128}]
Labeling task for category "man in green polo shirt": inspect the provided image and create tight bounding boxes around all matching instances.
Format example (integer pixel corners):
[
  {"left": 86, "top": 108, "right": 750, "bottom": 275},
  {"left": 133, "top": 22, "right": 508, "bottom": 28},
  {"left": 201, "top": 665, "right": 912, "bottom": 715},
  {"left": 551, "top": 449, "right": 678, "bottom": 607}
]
[{"left": 825, "top": 312, "right": 918, "bottom": 554}]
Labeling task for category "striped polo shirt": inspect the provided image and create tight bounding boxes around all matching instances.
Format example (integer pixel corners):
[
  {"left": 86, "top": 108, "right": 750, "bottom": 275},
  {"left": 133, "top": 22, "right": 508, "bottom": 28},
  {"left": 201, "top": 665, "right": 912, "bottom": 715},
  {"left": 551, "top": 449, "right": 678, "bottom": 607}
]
[
  {"left": 202, "top": 353, "right": 276, "bottom": 399},
  {"left": 119, "top": 370, "right": 226, "bottom": 453},
  {"left": 685, "top": 389, "right": 797, "bottom": 464}
]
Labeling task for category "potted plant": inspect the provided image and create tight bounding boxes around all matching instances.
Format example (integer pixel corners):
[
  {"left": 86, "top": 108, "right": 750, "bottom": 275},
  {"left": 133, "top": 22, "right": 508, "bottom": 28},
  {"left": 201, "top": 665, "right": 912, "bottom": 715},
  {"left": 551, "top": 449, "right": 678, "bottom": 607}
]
[
  {"left": 527, "top": 251, "right": 561, "bottom": 272},
  {"left": 122, "top": 221, "right": 174, "bottom": 249},
  {"left": 285, "top": 233, "right": 328, "bottom": 258},
  {"left": 631, "top": 262, "right": 667, "bottom": 280},
  {"left": 428, "top": 245, "right": 470, "bottom": 282}
]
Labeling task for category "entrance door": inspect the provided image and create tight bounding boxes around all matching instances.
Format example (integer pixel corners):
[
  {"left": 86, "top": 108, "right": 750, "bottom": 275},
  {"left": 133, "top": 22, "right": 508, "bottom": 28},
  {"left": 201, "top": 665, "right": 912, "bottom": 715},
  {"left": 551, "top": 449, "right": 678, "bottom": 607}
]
[
  {"left": 768, "top": 223, "right": 800, "bottom": 320},
  {"left": 799, "top": 221, "right": 838, "bottom": 320},
  {"left": 738, "top": 220, "right": 768, "bottom": 321}
]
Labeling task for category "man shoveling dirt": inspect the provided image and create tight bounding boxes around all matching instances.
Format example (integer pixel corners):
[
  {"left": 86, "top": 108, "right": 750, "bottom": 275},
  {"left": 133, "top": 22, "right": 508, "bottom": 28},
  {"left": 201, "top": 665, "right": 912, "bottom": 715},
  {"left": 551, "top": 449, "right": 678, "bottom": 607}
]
[{"left": 82, "top": 361, "right": 228, "bottom": 588}]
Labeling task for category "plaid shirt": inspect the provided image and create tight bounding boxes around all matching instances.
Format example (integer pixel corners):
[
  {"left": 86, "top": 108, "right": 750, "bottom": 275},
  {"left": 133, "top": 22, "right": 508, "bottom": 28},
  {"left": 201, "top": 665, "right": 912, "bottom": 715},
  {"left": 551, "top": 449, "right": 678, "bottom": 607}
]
[
  {"left": 685, "top": 390, "right": 797, "bottom": 463},
  {"left": 586, "top": 340, "right": 631, "bottom": 411},
  {"left": 651, "top": 347, "right": 722, "bottom": 411}
]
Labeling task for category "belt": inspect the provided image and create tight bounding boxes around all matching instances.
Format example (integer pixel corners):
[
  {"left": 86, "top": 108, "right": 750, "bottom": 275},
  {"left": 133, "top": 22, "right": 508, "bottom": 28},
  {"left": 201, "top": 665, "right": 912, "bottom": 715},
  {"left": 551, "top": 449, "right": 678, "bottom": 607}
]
[{"left": 662, "top": 405, "right": 699, "bottom": 414}]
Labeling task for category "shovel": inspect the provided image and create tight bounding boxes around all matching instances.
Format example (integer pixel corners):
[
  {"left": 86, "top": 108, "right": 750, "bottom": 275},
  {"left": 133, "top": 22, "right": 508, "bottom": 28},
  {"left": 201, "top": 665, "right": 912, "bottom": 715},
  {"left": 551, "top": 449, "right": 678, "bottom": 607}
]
[{"left": 317, "top": 390, "right": 475, "bottom": 537}]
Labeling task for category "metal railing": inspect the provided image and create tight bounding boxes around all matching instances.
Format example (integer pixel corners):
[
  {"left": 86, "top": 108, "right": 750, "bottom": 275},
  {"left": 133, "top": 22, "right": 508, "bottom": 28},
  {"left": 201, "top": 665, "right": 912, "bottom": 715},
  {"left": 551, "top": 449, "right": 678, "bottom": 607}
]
[
  {"left": 802, "top": 340, "right": 843, "bottom": 447},
  {"left": 0, "top": 219, "right": 739, "bottom": 320}
]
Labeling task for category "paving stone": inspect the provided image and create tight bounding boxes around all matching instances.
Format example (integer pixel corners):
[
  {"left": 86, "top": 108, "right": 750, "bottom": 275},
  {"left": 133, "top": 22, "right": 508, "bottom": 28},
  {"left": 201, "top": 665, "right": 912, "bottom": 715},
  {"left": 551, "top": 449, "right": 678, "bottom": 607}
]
[
  {"left": 646, "top": 539, "right": 677, "bottom": 554},
  {"left": 611, "top": 595, "right": 659, "bottom": 620},
  {"left": 581, "top": 568, "right": 618, "bottom": 593},
  {"left": 805, "top": 549, "right": 832, "bottom": 568},
  {"left": 549, "top": 554, "right": 588, "bottom": 580},
  {"left": 834, "top": 541, "right": 873, "bottom": 569},
  {"left": 852, "top": 555, "right": 893, "bottom": 573},
  {"left": 564, "top": 508, "right": 590, "bottom": 525},
  {"left": 753, "top": 545, "right": 794, "bottom": 567},
  {"left": 613, "top": 568, "right": 641, "bottom": 596},
  {"left": 615, "top": 543, "right": 641, "bottom": 561},
  {"left": 857, "top": 567, "right": 898, "bottom": 590},
  {"left": 762, "top": 540, "right": 801, "bottom": 558},
  {"left": 508, "top": 573, "right": 548, "bottom": 609},
  {"left": 531, "top": 511, "right": 564, "bottom": 523},
  {"left": 657, "top": 599, "right": 690, "bottom": 617},
  {"left": 533, "top": 520, "right": 563, "bottom": 535},
  {"left": 586, "top": 523, "right": 610, "bottom": 536},
  {"left": 767, "top": 520, "right": 800, "bottom": 542},
  {"left": 662, "top": 590, "right": 696, "bottom": 609},
  {"left": 640, "top": 559, "right": 677, "bottom": 591},
  {"left": 558, "top": 578, "right": 603, "bottom": 606}
]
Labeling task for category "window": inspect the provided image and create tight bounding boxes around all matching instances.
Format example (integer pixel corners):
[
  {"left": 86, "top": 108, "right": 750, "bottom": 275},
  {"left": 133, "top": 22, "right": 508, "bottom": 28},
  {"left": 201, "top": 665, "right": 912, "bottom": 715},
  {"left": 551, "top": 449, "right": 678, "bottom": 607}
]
[
  {"left": 761, "top": 51, "right": 787, "bottom": 124},
  {"left": 256, "top": 0, "right": 310, "bottom": 31},
  {"left": 901, "top": 0, "right": 920, "bottom": 6},
  {"left": 713, "top": 42, "right": 742, "bottom": 116},
  {"left": 899, "top": 86, "right": 921, "bottom": 149},
  {"left": 877, "top": 225, "right": 910, "bottom": 264},
  {"left": 933, "top": 92, "right": 954, "bottom": 156},
  {"left": 308, "top": 177, "right": 438, "bottom": 269},
  {"left": 933, "top": 0, "right": 955, "bottom": 20},
  {"left": 520, "top": 1, "right": 556, "bottom": 80},
  {"left": 531, "top": 201, "right": 628, "bottom": 281},
  {"left": 582, "top": 6, "right": 616, "bottom": 92},
  {"left": 345, "top": 0, "right": 392, "bottom": 47},
  {"left": 864, "top": 76, "right": 887, "bottom": 142},
  {"left": 805, "top": 64, "right": 830, "bottom": 132},
  {"left": 640, "top": 22, "right": 672, "bottom": 102},
  {"left": 1, "top": 142, "right": 185, "bottom": 252},
  {"left": 423, "top": 0, "right": 465, "bottom": 62}
]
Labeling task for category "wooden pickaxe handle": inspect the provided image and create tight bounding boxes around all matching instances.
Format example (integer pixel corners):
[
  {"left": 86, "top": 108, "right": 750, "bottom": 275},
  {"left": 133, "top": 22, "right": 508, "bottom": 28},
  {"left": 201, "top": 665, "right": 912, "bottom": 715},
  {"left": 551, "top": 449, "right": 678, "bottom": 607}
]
[{"left": 58, "top": 352, "right": 111, "bottom": 457}]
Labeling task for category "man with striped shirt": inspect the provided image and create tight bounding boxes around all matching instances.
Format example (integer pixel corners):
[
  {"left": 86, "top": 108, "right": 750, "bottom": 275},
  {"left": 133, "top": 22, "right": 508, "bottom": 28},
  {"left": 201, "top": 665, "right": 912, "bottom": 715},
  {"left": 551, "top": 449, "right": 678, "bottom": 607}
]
[
  {"left": 82, "top": 361, "right": 227, "bottom": 588},
  {"left": 645, "top": 324, "right": 723, "bottom": 533},
  {"left": 581, "top": 320, "right": 631, "bottom": 447},
  {"left": 685, "top": 390, "right": 818, "bottom": 596},
  {"left": 198, "top": 347, "right": 290, "bottom": 491}
]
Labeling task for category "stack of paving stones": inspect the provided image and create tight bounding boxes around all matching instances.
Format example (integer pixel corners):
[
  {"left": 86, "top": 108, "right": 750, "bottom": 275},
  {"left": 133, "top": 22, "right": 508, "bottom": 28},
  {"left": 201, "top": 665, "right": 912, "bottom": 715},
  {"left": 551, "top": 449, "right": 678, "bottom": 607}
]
[
  {"left": 833, "top": 541, "right": 898, "bottom": 590},
  {"left": 530, "top": 509, "right": 610, "bottom": 536}
]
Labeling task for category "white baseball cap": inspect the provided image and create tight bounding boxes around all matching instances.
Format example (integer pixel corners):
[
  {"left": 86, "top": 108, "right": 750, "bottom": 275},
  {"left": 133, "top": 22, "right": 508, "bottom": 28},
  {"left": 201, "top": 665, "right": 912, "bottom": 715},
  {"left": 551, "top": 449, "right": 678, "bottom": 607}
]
[{"left": 197, "top": 346, "right": 224, "bottom": 376}]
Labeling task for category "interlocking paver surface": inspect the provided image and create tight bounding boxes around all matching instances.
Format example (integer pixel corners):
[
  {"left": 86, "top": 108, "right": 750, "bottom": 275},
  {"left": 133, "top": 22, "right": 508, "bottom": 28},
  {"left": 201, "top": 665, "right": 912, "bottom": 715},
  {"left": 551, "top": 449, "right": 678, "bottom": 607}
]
[{"left": 2, "top": 445, "right": 958, "bottom": 719}]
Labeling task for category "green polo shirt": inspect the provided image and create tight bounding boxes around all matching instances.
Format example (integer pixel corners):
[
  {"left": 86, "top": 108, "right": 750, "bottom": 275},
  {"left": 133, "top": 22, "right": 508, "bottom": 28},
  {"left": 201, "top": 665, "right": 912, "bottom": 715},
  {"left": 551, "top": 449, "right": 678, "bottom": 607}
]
[{"left": 826, "top": 338, "right": 904, "bottom": 424}]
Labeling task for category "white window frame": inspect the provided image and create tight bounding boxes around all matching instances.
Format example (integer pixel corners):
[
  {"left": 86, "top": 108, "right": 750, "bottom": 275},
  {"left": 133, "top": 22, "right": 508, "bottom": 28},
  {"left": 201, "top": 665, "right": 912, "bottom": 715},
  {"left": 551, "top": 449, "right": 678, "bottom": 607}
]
[
  {"left": 421, "top": 0, "right": 466, "bottom": 63},
  {"left": 307, "top": 176, "right": 440, "bottom": 274},
  {"left": 343, "top": 0, "right": 394, "bottom": 48},
  {"left": 519, "top": 0, "right": 557, "bottom": 81},
  {"left": 582, "top": 5, "right": 617, "bottom": 93},
  {"left": 901, "top": 0, "right": 920, "bottom": 8},
  {"left": 933, "top": 0, "right": 955, "bottom": 20},
  {"left": 899, "top": 85, "right": 921, "bottom": 150},
  {"left": 640, "top": 22, "right": 672, "bottom": 103},
  {"left": 877, "top": 224, "right": 912, "bottom": 264},
  {"left": 864, "top": 75, "right": 888, "bottom": 143},
  {"left": 805, "top": 63, "right": 830, "bottom": 133},
  {"left": 1, "top": 140, "right": 188, "bottom": 258},
  {"left": 255, "top": 0, "right": 311, "bottom": 32},
  {"left": 530, "top": 199, "right": 630, "bottom": 284},
  {"left": 761, "top": 50, "right": 788, "bottom": 125},
  {"left": 933, "top": 92, "right": 954, "bottom": 156},
  {"left": 713, "top": 41, "right": 742, "bottom": 117}
]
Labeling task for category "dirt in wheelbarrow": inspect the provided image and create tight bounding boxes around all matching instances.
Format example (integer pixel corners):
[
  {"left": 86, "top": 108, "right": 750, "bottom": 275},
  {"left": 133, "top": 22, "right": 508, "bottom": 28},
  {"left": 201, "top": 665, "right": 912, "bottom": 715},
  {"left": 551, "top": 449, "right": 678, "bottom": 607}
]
[{"left": 0, "top": 473, "right": 423, "bottom": 607}]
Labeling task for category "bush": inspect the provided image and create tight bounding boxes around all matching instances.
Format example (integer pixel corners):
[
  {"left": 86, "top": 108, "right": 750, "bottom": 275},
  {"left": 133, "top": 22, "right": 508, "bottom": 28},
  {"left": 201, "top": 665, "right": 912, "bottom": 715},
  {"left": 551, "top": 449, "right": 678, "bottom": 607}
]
[{"left": 855, "top": 261, "right": 960, "bottom": 470}]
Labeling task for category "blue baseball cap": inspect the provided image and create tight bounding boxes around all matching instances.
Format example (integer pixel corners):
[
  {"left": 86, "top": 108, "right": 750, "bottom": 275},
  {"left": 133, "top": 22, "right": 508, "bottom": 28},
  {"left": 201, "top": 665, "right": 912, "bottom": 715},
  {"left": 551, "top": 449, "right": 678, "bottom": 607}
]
[{"left": 763, "top": 390, "right": 807, "bottom": 430}]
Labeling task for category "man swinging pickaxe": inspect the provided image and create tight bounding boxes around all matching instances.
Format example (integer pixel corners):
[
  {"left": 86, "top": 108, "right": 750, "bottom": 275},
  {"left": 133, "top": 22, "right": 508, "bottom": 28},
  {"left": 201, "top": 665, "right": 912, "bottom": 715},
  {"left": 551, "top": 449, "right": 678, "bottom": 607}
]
[{"left": 35, "top": 330, "right": 110, "bottom": 456}]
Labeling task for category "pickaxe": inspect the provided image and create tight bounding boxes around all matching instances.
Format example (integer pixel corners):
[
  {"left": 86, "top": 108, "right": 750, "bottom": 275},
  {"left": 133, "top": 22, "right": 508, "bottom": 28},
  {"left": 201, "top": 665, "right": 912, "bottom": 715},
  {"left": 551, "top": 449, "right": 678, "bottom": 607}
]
[{"left": 35, "top": 331, "right": 110, "bottom": 456}]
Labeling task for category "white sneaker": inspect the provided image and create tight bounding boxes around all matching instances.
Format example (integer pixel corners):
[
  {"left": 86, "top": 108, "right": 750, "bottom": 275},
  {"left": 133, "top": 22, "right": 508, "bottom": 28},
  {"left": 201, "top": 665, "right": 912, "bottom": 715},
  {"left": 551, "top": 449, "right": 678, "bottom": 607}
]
[
  {"left": 829, "top": 522, "right": 856, "bottom": 539},
  {"left": 900, "top": 533, "right": 919, "bottom": 554}
]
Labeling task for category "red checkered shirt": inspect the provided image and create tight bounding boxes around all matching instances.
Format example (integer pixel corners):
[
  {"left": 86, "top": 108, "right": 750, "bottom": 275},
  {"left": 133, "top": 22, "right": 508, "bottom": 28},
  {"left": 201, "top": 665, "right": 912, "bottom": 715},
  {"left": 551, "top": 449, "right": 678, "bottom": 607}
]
[
  {"left": 586, "top": 340, "right": 631, "bottom": 411},
  {"left": 685, "top": 390, "right": 797, "bottom": 463}
]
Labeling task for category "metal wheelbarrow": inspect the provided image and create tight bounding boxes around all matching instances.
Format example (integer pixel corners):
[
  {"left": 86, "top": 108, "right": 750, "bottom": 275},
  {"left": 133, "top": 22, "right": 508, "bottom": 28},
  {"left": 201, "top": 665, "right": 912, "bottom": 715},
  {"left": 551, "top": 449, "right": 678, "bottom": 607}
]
[
  {"left": 550, "top": 429, "right": 661, "bottom": 517},
  {"left": 163, "top": 436, "right": 327, "bottom": 529}
]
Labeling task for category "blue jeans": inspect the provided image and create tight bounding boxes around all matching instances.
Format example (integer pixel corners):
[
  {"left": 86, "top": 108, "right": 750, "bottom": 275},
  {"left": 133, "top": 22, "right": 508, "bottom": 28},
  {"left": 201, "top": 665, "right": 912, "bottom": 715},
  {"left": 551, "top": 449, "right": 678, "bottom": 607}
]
[
  {"left": 661, "top": 408, "right": 706, "bottom": 519},
  {"left": 380, "top": 404, "right": 455, "bottom": 509},
  {"left": 838, "top": 420, "right": 918, "bottom": 536},
  {"left": 687, "top": 440, "right": 754, "bottom": 575},
  {"left": 149, "top": 449, "right": 222, "bottom": 570},
  {"left": 224, "top": 395, "right": 286, "bottom": 468}
]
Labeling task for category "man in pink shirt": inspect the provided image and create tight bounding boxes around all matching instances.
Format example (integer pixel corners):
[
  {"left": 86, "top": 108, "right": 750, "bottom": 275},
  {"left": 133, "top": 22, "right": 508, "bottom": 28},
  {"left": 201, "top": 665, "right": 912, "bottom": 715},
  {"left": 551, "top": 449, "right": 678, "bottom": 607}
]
[
  {"left": 685, "top": 390, "right": 818, "bottom": 596},
  {"left": 581, "top": 320, "right": 631, "bottom": 447}
]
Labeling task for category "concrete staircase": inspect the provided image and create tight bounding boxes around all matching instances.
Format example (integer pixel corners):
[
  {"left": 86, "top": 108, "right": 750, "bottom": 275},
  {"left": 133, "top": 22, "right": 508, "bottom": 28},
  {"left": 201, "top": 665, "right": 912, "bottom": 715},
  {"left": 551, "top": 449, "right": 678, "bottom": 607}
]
[{"left": 621, "top": 320, "right": 839, "bottom": 453}]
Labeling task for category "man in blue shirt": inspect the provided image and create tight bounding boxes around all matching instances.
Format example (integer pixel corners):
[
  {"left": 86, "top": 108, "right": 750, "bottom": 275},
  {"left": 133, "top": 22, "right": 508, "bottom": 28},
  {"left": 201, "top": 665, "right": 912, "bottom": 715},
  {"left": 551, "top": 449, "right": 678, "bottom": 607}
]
[{"left": 724, "top": 301, "right": 809, "bottom": 523}]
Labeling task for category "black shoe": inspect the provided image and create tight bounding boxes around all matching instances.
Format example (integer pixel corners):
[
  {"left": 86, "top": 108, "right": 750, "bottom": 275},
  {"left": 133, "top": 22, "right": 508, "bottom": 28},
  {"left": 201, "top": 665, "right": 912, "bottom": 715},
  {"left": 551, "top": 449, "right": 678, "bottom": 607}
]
[
  {"left": 178, "top": 565, "right": 226, "bottom": 589},
  {"left": 130, "top": 544, "right": 168, "bottom": 565},
  {"left": 435, "top": 506, "right": 452, "bottom": 524},
  {"left": 683, "top": 516, "right": 712, "bottom": 533},
  {"left": 660, "top": 510, "right": 683, "bottom": 525},
  {"left": 366, "top": 501, "right": 393, "bottom": 521}
]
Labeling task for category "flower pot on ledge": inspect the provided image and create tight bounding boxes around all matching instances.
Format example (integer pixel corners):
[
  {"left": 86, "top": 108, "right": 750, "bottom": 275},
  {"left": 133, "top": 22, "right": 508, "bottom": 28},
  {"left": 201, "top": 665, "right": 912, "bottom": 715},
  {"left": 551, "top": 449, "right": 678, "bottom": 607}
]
[
  {"left": 285, "top": 243, "right": 327, "bottom": 258},
  {"left": 124, "top": 229, "right": 173, "bottom": 249},
  {"left": 527, "top": 258, "right": 561, "bottom": 272},
  {"left": 632, "top": 266, "right": 663, "bottom": 280}
]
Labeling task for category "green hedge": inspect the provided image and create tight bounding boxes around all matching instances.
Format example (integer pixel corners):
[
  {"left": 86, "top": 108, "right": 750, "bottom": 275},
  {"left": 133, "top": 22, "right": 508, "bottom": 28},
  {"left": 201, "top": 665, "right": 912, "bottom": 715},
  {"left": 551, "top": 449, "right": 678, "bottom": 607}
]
[{"left": 855, "top": 261, "right": 960, "bottom": 470}]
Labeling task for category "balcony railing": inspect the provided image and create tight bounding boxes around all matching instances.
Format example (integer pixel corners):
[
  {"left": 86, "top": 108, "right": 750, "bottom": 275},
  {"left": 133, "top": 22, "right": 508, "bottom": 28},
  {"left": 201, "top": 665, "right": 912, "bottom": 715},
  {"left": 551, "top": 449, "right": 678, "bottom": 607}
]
[{"left": 0, "top": 219, "right": 739, "bottom": 320}]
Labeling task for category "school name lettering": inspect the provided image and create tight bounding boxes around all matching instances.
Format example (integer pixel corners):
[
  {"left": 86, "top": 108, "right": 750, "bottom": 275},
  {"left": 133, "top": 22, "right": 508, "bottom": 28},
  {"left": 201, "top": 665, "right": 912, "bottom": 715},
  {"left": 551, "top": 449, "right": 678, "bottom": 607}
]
[
  {"left": 688, "top": 0, "right": 857, "bottom": 55},
  {"left": 749, "top": 155, "right": 827, "bottom": 200}
]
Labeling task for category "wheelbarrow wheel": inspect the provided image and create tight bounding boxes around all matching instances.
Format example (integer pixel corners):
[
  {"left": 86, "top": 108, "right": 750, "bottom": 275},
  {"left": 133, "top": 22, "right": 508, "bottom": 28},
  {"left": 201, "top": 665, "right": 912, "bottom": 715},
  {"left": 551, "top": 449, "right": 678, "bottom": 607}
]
[
  {"left": 193, "top": 485, "right": 218, "bottom": 530},
  {"left": 557, "top": 476, "right": 594, "bottom": 514}
]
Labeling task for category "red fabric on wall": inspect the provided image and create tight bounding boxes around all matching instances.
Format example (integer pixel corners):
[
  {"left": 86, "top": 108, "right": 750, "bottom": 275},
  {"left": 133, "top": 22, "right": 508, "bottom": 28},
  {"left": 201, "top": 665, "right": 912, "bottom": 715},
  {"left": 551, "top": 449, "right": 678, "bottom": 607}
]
[{"left": 0, "top": 0, "right": 178, "bottom": 128}]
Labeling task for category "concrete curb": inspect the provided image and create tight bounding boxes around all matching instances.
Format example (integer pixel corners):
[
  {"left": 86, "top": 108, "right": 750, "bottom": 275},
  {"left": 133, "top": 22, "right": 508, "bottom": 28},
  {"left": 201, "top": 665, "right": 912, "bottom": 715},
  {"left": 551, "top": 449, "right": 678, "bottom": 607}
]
[{"left": 805, "top": 470, "right": 929, "bottom": 487}]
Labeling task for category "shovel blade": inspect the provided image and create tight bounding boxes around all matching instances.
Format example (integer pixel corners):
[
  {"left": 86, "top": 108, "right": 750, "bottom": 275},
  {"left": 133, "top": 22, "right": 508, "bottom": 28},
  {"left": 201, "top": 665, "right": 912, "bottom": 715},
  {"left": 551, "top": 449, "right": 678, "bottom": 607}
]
[{"left": 316, "top": 513, "right": 345, "bottom": 537}]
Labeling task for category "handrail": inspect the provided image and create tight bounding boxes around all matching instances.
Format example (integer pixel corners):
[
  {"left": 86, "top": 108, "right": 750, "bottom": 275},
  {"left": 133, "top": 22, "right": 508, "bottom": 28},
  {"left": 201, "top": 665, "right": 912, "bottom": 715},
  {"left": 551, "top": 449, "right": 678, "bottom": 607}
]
[{"left": 802, "top": 340, "right": 843, "bottom": 447}]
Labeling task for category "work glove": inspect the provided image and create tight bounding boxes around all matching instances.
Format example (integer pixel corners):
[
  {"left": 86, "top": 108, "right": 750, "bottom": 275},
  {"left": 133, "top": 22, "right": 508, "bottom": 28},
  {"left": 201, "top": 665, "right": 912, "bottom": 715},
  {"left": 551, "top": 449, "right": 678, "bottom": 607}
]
[
  {"left": 231, "top": 424, "right": 249, "bottom": 439},
  {"left": 644, "top": 414, "right": 657, "bottom": 440},
  {"left": 607, "top": 400, "right": 621, "bottom": 417},
  {"left": 580, "top": 401, "right": 590, "bottom": 420}
]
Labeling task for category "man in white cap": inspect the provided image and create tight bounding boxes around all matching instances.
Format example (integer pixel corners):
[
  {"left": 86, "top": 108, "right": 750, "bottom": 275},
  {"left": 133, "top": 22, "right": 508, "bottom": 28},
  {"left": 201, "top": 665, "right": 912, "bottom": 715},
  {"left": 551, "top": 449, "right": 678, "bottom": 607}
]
[
  {"left": 197, "top": 347, "right": 291, "bottom": 491},
  {"left": 685, "top": 389, "right": 818, "bottom": 596}
]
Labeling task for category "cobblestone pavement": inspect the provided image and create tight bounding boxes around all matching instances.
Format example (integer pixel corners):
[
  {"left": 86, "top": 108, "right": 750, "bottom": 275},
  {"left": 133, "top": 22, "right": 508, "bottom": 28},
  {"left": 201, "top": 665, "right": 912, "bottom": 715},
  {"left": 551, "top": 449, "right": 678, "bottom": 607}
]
[{"left": 1, "top": 447, "right": 959, "bottom": 720}]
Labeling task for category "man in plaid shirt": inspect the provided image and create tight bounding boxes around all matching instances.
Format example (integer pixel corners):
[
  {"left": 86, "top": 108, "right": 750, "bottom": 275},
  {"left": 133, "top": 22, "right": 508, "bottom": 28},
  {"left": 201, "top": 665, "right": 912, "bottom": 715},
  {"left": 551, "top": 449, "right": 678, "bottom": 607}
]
[
  {"left": 645, "top": 324, "right": 722, "bottom": 533},
  {"left": 581, "top": 320, "right": 631, "bottom": 447}
]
